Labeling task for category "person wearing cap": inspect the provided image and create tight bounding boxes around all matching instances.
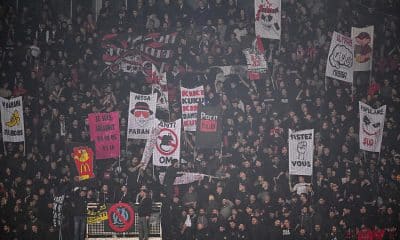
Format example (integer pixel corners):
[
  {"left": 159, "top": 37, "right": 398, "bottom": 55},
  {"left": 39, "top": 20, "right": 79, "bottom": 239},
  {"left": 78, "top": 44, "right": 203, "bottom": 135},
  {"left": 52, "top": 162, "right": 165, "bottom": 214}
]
[{"left": 137, "top": 189, "right": 152, "bottom": 240}]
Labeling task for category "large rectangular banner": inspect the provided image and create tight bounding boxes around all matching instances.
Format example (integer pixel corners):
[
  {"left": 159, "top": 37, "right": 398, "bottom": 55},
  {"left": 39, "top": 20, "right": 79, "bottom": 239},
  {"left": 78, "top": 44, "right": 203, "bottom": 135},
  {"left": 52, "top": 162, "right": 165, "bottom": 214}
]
[
  {"left": 255, "top": 0, "right": 281, "bottom": 40},
  {"left": 88, "top": 112, "right": 120, "bottom": 159},
  {"left": 359, "top": 102, "right": 386, "bottom": 152},
  {"left": 0, "top": 97, "right": 25, "bottom": 142},
  {"left": 289, "top": 129, "right": 314, "bottom": 176},
  {"left": 326, "top": 31, "right": 354, "bottom": 83},
  {"left": 181, "top": 86, "right": 204, "bottom": 131},
  {"left": 352, "top": 26, "right": 374, "bottom": 71},
  {"left": 127, "top": 92, "right": 157, "bottom": 139},
  {"left": 153, "top": 119, "right": 181, "bottom": 166},
  {"left": 196, "top": 105, "right": 222, "bottom": 149}
]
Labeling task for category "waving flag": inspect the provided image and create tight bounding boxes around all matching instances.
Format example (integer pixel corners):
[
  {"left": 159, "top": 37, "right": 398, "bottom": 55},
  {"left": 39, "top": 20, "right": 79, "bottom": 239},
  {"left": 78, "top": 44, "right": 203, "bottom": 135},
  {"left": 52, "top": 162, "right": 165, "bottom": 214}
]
[
  {"left": 0, "top": 97, "right": 25, "bottom": 142},
  {"left": 255, "top": 0, "right": 281, "bottom": 40},
  {"left": 359, "top": 102, "right": 386, "bottom": 152}
]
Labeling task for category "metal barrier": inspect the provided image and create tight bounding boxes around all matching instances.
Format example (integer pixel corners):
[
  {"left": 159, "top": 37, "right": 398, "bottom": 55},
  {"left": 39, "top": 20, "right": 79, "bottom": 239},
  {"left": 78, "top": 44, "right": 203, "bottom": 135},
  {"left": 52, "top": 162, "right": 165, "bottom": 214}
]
[{"left": 86, "top": 202, "right": 162, "bottom": 240}]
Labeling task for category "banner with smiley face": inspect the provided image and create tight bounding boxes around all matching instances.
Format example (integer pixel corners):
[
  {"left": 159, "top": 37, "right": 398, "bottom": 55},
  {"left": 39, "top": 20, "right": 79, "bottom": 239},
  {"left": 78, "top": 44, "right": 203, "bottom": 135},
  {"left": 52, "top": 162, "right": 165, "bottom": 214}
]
[
  {"left": 359, "top": 102, "right": 386, "bottom": 152},
  {"left": 127, "top": 92, "right": 157, "bottom": 139}
]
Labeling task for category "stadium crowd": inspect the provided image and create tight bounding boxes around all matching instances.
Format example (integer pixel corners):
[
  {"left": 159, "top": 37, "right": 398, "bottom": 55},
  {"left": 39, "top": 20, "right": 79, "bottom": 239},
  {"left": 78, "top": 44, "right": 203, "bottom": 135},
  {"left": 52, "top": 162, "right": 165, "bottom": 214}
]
[{"left": 0, "top": 0, "right": 399, "bottom": 239}]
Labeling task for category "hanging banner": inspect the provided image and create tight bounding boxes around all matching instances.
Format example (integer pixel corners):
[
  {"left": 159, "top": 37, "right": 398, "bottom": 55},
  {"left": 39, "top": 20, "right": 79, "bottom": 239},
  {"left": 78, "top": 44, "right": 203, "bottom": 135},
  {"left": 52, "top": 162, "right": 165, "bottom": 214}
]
[
  {"left": 127, "top": 92, "right": 157, "bottom": 139},
  {"left": 181, "top": 86, "right": 204, "bottom": 131},
  {"left": 325, "top": 31, "right": 354, "bottom": 83},
  {"left": 159, "top": 172, "right": 205, "bottom": 185},
  {"left": 255, "top": 0, "right": 281, "bottom": 40},
  {"left": 152, "top": 72, "right": 169, "bottom": 111},
  {"left": 141, "top": 127, "right": 161, "bottom": 169},
  {"left": 288, "top": 129, "right": 314, "bottom": 176},
  {"left": 87, "top": 204, "right": 108, "bottom": 224},
  {"left": 52, "top": 194, "right": 65, "bottom": 227},
  {"left": 243, "top": 49, "right": 268, "bottom": 72},
  {"left": 196, "top": 105, "right": 222, "bottom": 149},
  {"left": 88, "top": 112, "right": 120, "bottom": 159},
  {"left": 0, "top": 97, "right": 25, "bottom": 142},
  {"left": 153, "top": 119, "right": 181, "bottom": 167},
  {"left": 359, "top": 102, "right": 386, "bottom": 152},
  {"left": 352, "top": 26, "right": 374, "bottom": 71},
  {"left": 73, "top": 146, "right": 95, "bottom": 180}
]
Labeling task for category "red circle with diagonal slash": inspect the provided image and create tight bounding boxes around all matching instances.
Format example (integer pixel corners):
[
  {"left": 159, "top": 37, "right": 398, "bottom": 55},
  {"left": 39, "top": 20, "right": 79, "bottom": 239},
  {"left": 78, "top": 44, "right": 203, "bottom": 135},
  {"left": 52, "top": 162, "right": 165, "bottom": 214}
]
[
  {"left": 108, "top": 203, "right": 135, "bottom": 232},
  {"left": 156, "top": 128, "right": 178, "bottom": 155}
]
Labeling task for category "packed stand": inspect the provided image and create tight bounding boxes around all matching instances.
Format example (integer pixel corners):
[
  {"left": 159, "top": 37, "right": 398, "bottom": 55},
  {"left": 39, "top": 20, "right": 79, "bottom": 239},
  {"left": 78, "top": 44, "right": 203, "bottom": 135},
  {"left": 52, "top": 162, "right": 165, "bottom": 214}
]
[{"left": 0, "top": 0, "right": 399, "bottom": 239}]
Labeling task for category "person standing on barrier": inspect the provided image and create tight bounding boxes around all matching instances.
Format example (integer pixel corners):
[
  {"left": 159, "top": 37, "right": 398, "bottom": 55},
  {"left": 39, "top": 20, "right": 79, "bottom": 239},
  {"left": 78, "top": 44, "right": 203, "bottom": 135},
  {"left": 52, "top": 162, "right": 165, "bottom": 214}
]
[
  {"left": 138, "top": 189, "right": 152, "bottom": 240},
  {"left": 71, "top": 187, "right": 88, "bottom": 240}
]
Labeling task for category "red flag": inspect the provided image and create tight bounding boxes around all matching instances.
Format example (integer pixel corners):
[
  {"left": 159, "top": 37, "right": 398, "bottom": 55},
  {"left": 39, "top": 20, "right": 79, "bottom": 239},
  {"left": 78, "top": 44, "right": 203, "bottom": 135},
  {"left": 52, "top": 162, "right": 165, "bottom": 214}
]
[{"left": 73, "top": 146, "right": 95, "bottom": 180}]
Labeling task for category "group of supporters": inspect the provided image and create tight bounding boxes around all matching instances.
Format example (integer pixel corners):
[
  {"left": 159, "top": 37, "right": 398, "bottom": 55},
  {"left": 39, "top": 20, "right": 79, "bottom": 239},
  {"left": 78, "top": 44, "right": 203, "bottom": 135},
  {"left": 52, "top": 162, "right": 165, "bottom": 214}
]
[{"left": 0, "top": 0, "right": 399, "bottom": 240}]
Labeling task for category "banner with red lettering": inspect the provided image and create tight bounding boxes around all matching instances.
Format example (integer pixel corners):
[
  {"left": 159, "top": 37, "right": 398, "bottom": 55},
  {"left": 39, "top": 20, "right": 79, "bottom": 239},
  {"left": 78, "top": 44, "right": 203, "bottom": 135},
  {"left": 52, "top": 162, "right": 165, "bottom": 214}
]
[
  {"left": 127, "top": 92, "right": 157, "bottom": 139},
  {"left": 359, "top": 102, "right": 386, "bottom": 152},
  {"left": 196, "top": 105, "right": 222, "bottom": 149},
  {"left": 325, "top": 31, "right": 354, "bottom": 83},
  {"left": 288, "top": 129, "right": 314, "bottom": 176},
  {"left": 88, "top": 112, "right": 120, "bottom": 159},
  {"left": 181, "top": 86, "right": 204, "bottom": 131},
  {"left": 153, "top": 119, "right": 181, "bottom": 166},
  {"left": 255, "top": 0, "right": 281, "bottom": 40}
]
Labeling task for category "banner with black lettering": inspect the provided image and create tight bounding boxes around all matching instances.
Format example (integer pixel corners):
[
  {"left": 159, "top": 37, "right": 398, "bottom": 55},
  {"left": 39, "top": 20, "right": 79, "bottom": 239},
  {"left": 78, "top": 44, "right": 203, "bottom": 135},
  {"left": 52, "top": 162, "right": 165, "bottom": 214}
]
[
  {"left": 0, "top": 97, "right": 25, "bottom": 142},
  {"left": 359, "top": 102, "right": 385, "bottom": 152},
  {"left": 352, "top": 26, "right": 374, "bottom": 71},
  {"left": 255, "top": 0, "right": 281, "bottom": 40},
  {"left": 181, "top": 86, "right": 204, "bottom": 131},
  {"left": 196, "top": 105, "right": 222, "bottom": 149},
  {"left": 325, "top": 31, "right": 354, "bottom": 83},
  {"left": 288, "top": 129, "right": 314, "bottom": 176},
  {"left": 52, "top": 194, "right": 65, "bottom": 227},
  {"left": 153, "top": 119, "right": 181, "bottom": 166},
  {"left": 127, "top": 92, "right": 157, "bottom": 139}
]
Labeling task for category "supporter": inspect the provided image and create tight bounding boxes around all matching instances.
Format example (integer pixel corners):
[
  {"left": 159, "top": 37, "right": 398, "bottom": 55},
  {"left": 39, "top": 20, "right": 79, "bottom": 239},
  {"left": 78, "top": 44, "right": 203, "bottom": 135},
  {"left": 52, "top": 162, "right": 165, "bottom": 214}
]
[{"left": 0, "top": 0, "right": 399, "bottom": 239}]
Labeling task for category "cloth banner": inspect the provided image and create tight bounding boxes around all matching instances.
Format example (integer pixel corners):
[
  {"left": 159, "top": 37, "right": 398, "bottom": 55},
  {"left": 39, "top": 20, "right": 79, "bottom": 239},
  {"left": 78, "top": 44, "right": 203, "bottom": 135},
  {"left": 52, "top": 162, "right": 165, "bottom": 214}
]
[
  {"left": 159, "top": 172, "right": 205, "bottom": 185},
  {"left": 359, "top": 102, "right": 386, "bottom": 152},
  {"left": 325, "top": 31, "right": 354, "bottom": 83},
  {"left": 101, "top": 32, "right": 177, "bottom": 73},
  {"left": 288, "top": 129, "right": 314, "bottom": 176},
  {"left": 87, "top": 204, "right": 108, "bottom": 224},
  {"left": 0, "top": 97, "right": 25, "bottom": 142},
  {"left": 181, "top": 86, "right": 205, "bottom": 131},
  {"left": 243, "top": 49, "right": 268, "bottom": 72},
  {"left": 152, "top": 71, "right": 169, "bottom": 111},
  {"left": 127, "top": 92, "right": 157, "bottom": 139},
  {"left": 153, "top": 119, "right": 181, "bottom": 166},
  {"left": 72, "top": 145, "right": 95, "bottom": 180},
  {"left": 195, "top": 105, "right": 222, "bottom": 149},
  {"left": 141, "top": 127, "right": 161, "bottom": 169},
  {"left": 352, "top": 26, "right": 374, "bottom": 71},
  {"left": 52, "top": 194, "right": 65, "bottom": 227},
  {"left": 88, "top": 112, "right": 120, "bottom": 159},
  {"left": 255, "top": 0, "right": 281, "bottom": 40}
]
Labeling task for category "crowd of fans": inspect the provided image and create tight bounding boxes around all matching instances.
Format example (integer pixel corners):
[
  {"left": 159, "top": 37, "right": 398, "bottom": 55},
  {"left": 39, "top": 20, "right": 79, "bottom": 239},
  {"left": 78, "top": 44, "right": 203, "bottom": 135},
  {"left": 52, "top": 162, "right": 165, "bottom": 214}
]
[{"left": 0, "top": 0, "right": 399, "bottom": 239}]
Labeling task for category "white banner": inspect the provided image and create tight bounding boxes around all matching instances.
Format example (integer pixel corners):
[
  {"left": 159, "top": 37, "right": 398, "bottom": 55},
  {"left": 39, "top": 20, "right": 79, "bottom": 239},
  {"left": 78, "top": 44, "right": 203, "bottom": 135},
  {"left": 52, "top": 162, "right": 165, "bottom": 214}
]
[
  {"left": 159, "top": 172, "right": 205, "bottom": 185},
  {"left": 181, "top": 86, "right": 204, "bottom": 131},
  {"left": 140, "top": 127, "right": 161, "bottom": 169},
  {"left": 325, "top": 31, "right": 354, "bottom": 83},
  {"left": 352, "top": 26, "right": 374, "bottom": 71},
  {"left": 153, "top": 119, "right": 181, "bottom": 166},
  {"left": 359, "top": 102, "right": 386, "bottom": 152},
  {"left": 255, "top": 0, "right": 281, "bottom": 40},
  {"left": 127, "top": 92, "right": 157, "bottom": 139},
  {"left": 152, "top": 72, "right": 169, "bottom": 111},
  {"left": 289, "top": 129, "right": 314, "bottom": 176},
  {"left": 0, "top": 97, "right": 25, "bottom": 142},
  {"left": 243, "top": 49, "right": 267, "bottom": 72}
]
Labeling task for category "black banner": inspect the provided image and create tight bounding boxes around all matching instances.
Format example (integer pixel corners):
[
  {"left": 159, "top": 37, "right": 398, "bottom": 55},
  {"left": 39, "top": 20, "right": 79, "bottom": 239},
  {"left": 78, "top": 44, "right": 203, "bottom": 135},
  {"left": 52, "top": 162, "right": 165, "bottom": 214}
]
[{"left": 195, "top": 105, "right": 222, "bottom": 149}]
